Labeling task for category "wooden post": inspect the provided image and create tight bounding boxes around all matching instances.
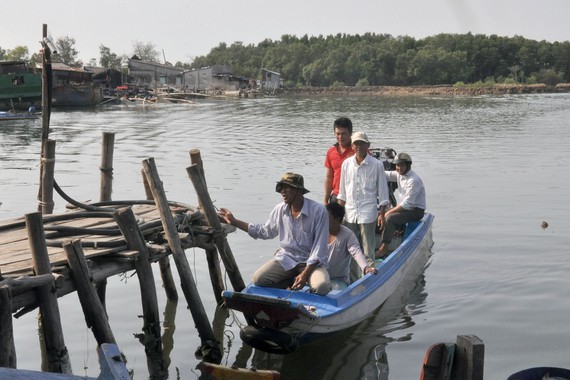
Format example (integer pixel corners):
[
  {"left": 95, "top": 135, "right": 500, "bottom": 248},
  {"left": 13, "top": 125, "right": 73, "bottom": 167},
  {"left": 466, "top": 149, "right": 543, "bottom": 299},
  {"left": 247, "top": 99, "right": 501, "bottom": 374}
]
[
  {"left": 95, "top": 279, "right": 108, "bottom": 312},
  {"left": 96, "top": 132, "right": 115, "bottom": 309},
  {"left": 187, "top": 164, "right": 246, "bottom": 292},
  {"left": 38, "top": 23, "right": 53, "bottom": 211},
  {"left": 452, "top": 335, "right": 484, "bottom": 380},
  {"left": 189, "top": 149, "right": 206, "bottom": 208},
  {"left": 113, "top": 207, "right": 166, "bottom": 378},
  {"left": 189, "top": 149, "right": 225, "bottom": 303},
  {"left": 142, "top": 169, "right": 178, "bottom": 301},
  {"left": 25, "top": 212, "right": 72, "bottom": 374},
  {"left": 0, "top": 286, "right": 16, "bottom": 368},
  {"left": 205, "top": 248, "right": 225, "bottom": 305},
  {"left": 40, "top": 139, "right": 56, "bottom": 214},
  {"left": 63, "top": 239, "right": 116, "bottom": 346},
  {"left": 142, "top": 157, "right": 220, "bottom": 362},
  {"left": 100, "top": 132, "right": 115, "bottom": 202}
]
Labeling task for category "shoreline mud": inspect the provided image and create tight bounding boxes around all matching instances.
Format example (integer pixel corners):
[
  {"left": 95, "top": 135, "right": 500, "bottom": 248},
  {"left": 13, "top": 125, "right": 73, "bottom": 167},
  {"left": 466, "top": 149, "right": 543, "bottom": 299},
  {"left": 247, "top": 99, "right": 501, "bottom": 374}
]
[{"left": 284, "top": 83, "right": 570, "bottom": 96}]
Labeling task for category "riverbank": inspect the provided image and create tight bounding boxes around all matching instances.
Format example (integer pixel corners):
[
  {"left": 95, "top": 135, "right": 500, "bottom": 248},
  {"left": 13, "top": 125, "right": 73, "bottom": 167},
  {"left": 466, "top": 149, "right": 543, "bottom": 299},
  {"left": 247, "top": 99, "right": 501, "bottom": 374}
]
[{"left": 284, "top": 83, "right": 570, "bottom": 96}]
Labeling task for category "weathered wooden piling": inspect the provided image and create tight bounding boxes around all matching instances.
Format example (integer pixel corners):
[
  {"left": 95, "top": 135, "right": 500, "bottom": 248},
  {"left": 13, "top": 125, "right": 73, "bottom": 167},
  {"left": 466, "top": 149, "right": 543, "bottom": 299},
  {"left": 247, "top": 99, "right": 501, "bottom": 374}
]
[
  {"left": 37, "top": 23, "right": 53, "bottom": 212},
  {"left": 142, "top": 169, "right": 179, "bottom": 301},
  {"left": 189, "top": 149, "right": 207, "bottom": 198},
  {"left": 63, "top": 239, "right": 116, "bottom": 346},
  {"left": 25, "top": 212, "right": 72, "bottom": 374},
  {"left": 189, "top": 149, "right": 225, "bottom": 304},
  {"left": 40, "top": 139, "right": 56, "bottom": 215},
  {"left": 113, "top": 207, "right": 166, "bottom": 378},
  {"left": 96, "top": 132, "right": 115, "bottom": 310},
  {"left": 100, "top": 132, "right": 115, "bottom": 202},
  {"left": 0, "top": 286, "right": 16, "bottom": 369},
  {"left": 142, "top": 157, "right": 221, "bottom": 362},
  {"left": 187, "top": 164, "right": 246, "bottom": 292}
]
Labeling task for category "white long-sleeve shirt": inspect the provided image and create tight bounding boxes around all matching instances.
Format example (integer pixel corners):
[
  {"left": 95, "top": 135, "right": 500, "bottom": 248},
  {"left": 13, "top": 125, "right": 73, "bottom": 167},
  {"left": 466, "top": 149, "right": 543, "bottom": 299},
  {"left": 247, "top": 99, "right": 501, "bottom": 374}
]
[
  {"left": 385, "top": 169, "right": 426, "bottom": 210},
  {"left": 337, "top": 154, "right": 390, "bottom": 224}
]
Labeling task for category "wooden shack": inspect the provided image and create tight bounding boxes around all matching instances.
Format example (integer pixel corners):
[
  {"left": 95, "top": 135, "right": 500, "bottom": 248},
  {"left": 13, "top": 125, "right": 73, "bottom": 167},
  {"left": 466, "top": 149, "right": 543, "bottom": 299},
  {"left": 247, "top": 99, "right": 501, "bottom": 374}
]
[
  {"left": 182, "top": 65, "right": 242, "bottom": 93},
  {"left": 127, "top": 57, "right": 184, "bottom": 89},
  {"left": 261, "top": 68, "right": 282, "bottom": 94}
]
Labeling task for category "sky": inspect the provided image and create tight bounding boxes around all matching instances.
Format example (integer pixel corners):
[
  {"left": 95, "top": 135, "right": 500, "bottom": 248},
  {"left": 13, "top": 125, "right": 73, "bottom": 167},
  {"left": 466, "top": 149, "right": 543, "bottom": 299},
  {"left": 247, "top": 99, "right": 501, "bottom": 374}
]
[{"left": 2, "top": 0, "right": 569, "bottom": 65}]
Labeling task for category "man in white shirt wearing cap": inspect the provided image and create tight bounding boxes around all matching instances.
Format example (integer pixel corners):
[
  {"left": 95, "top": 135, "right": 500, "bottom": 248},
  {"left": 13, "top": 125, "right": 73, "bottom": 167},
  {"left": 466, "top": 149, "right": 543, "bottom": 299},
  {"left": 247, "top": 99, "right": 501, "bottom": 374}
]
[
  {"left": 376, "top": 152, "right": 426, "bottom": 259},
  {"left": 337, "top": 132, "right": 390, "bottom": 281}
]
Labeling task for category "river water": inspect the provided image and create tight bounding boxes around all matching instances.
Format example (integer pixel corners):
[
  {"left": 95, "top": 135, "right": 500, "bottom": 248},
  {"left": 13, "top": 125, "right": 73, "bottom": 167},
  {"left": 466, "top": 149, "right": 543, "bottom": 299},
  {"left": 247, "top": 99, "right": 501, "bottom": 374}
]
[{"left": 1, "top": 93, "right": 569, "bottom": 379}]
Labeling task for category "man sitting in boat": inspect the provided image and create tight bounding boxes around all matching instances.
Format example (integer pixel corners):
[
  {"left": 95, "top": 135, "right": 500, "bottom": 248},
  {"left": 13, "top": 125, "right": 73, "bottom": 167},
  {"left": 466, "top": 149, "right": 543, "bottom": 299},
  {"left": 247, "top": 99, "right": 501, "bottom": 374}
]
[
  {"left": 326, "top": 202, "right": 377, "bottom": 290},
  {"left": 376, "top": 152, "right": 426, "bottom": 259},
  {"left": 219, "top": 172, "right": 332, "bottom": 295}
]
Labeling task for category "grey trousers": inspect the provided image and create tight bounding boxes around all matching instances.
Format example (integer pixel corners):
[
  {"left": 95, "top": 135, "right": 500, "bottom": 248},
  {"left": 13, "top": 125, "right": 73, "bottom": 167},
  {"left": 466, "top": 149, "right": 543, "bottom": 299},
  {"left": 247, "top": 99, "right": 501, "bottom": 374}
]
[
  {"left": 345, "top": 221, "right": 376, "bottom": 282},
  {"left": 252, "top": 258, "right": 332, "bottom": 295}
]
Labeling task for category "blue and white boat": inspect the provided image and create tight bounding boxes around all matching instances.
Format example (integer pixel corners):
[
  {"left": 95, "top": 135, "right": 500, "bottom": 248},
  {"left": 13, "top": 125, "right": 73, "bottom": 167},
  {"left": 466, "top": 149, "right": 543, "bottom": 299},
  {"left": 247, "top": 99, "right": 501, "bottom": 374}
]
[
  {"left": 222, "top": 213, "right": 435, "bottom": 353},
  {"left": 0, "top": 108, "right": 39, "bottom": 121}
]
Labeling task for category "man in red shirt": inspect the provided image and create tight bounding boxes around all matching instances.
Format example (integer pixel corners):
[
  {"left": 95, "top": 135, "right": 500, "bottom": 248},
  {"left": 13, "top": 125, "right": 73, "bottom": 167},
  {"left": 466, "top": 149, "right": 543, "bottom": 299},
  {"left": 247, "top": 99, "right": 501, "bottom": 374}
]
[{"left": 324, "top": 117, "right": 355, "bottom": 204}]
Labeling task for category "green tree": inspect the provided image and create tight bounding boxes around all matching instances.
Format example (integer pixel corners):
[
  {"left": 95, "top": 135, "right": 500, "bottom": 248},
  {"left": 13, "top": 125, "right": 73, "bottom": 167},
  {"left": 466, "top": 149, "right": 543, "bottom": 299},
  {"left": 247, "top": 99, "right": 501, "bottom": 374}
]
[
  {"left": 181, "top": 32, "right": 570, "bottom": 87},
  {"left": 54, "top": 36, "right": 80, "bottom": 66},
  {"left": 132, "top": 41, "right": 160, "bottom": 62},
  {"left": 29, "top": 52, "right": 41, "bottom": 68},
  {"left": 99, "top": 44, "right": 123, "bottom": 68},
  {"left": 0, "top": 46, "right": 6, "bottom": 60},
  {"left": 532, "top": 68, "right": 564, "bottom": 85},
  {"left": 5, "top": 46, "right": 30, "bottom": 61}
]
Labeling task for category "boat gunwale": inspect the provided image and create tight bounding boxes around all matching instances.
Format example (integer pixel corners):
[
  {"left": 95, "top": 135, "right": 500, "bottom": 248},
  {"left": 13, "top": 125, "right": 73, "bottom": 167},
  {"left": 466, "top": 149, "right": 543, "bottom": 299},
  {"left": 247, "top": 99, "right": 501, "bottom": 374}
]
[{"left": 223, "top": 213, "right": 434, "bottom": 319}]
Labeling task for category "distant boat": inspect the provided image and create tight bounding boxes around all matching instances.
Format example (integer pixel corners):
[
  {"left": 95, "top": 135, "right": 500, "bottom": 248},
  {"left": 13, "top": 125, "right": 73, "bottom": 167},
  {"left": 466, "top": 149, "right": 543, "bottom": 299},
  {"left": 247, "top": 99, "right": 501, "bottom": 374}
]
[
  {"left": 1, "top": 60, "right": 104, "bottom": 110},
  {"left": 222, "top": 214, "right": 435, "bottom": 353},
  {"left": 0, "top": 108, "right": 39, "bottom": 121},
  {"left": 51, "top": 63, "right": 103, "bottom": 107},
  {"left": 0, "top": 60, "right": 42, "bottom": 111}
]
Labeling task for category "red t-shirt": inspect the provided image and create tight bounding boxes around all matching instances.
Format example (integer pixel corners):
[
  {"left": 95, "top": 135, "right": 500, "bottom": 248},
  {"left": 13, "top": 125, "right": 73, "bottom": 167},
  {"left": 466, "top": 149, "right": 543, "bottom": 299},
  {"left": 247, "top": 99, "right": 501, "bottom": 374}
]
[{"left": 325, "top": 144, "right": 355, "bottom": 195}]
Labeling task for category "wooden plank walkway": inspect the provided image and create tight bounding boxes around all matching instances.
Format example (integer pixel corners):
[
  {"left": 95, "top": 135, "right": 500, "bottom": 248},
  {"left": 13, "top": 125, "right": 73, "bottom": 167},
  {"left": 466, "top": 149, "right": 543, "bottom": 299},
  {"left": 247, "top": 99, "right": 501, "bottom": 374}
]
[{"left": 0, "top": 203, "right": 195, "bottom": 277}]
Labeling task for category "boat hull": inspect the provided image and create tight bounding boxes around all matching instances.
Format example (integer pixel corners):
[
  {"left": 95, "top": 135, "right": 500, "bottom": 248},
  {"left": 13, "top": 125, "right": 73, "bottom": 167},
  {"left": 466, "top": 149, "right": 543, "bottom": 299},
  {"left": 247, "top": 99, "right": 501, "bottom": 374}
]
[
  {"left": 0, "top": 73, "right": 42, "bottom": 111},
  {"left": 223, "top": 213, "right": 434, "bottom": 353},
  {"left": 52, "top": 84, "right": 104, "bottom": 107},
  {"left": 0, "top": 111, "right": 39, "bottom": 121}
]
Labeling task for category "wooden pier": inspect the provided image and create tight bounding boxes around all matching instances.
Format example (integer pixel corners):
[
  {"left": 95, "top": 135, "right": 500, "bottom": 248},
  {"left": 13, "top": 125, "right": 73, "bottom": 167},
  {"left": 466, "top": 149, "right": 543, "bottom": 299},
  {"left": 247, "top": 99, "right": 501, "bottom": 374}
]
[
  {"left": 0, "top": 133, "right": 245, "bottom": 378},
  {"left": 0, "top": 25, "right": 255, "bottom": 379}
]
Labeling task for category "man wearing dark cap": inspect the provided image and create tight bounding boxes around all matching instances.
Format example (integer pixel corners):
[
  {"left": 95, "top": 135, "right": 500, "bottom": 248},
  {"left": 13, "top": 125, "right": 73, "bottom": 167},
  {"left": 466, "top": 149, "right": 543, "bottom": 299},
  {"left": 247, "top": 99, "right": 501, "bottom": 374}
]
[{"left": 219, "top": 172, "right": 332, "bottom": 295}]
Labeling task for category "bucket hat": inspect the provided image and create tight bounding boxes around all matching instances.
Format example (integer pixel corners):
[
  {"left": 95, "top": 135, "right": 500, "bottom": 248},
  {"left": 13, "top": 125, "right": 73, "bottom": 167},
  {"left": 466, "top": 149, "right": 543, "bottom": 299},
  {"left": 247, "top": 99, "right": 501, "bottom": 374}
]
[{"left": 275, "top": 172, "right": 310, "bottom": 194}]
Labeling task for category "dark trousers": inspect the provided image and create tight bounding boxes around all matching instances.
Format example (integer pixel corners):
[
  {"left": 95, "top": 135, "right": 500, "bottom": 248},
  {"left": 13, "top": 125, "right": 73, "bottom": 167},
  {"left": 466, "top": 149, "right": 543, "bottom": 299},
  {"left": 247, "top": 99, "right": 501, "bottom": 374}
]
[{"left": 381, "top": 208, "right": 425, "bottom": 244}]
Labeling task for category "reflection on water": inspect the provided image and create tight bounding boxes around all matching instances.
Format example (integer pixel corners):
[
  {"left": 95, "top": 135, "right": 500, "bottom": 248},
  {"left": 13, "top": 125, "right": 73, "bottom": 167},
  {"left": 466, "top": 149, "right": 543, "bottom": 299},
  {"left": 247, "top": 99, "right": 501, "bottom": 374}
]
[{"left": 161, "top": 299, "right": 177, "bottom": 377}]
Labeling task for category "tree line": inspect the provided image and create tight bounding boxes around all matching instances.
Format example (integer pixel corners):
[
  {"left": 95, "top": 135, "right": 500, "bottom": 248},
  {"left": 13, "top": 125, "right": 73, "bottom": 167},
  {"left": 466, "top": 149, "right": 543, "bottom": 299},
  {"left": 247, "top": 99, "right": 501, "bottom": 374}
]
[
  {"left": 190, "top": 33, "right": 570, "bottom": 87},
  {"left": 2, "top": 32, "right": 569, "bottom": 87}
]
